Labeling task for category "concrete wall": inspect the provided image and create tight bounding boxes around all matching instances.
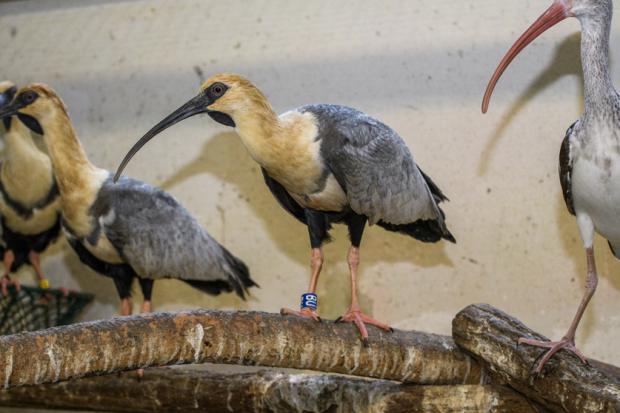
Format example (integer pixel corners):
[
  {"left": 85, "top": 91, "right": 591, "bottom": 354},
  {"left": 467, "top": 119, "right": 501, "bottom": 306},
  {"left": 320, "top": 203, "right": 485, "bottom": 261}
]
[{"left": 0, "top": 0, "right": 618, "bottom": 364}]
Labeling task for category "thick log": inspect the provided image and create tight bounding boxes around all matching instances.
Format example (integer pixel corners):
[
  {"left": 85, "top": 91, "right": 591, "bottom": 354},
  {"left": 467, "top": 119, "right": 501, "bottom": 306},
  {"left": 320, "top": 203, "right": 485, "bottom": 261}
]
[
  {"left": 0, "top": 367, "right": 536, "bottom": 413},
  {"left": 0, "top": 309, "right": 481, "bottom": 388},
  {"left": 452, "top": 304, "right": 620, "bottom": 413}
]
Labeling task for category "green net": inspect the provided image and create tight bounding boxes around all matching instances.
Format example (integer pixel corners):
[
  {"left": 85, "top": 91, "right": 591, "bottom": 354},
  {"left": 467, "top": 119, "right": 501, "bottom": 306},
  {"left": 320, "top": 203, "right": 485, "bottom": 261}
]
[{"left": 0, "top": 286, "right": 93, "bottom": 335}]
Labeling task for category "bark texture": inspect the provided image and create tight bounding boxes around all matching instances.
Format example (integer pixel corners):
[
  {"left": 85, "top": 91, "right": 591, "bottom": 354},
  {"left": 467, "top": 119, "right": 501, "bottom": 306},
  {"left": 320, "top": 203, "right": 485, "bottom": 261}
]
[
  {"left": 0, "top": 367, "right": 536, "bottom": 413},
  {"left": 452, "top": 304, "right": 620, "bottom": 413},
  {"left": 0, "top": 309, "right": 481, "bottom": 388}
]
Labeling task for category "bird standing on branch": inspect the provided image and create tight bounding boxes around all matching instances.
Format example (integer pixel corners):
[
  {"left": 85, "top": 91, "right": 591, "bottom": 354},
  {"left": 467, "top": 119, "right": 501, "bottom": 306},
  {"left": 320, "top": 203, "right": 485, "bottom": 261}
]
[
  {"left": 115, "top": 74, "right": 455, "bottom": 344},
  {"left": 482, "top": 0, "right": 618, "bottom": 373},
  {"left": 0, "top": 83, "right": 257, "bottom": 315},
  {"left": 0, "top": 81, "right": 62, "bottom": 296}
]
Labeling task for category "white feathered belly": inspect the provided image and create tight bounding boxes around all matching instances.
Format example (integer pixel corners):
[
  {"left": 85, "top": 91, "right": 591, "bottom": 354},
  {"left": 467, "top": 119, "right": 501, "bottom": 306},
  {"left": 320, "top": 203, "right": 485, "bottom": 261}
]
[{"left": 572, "top": 156, "right": 620, "bottom": 243}]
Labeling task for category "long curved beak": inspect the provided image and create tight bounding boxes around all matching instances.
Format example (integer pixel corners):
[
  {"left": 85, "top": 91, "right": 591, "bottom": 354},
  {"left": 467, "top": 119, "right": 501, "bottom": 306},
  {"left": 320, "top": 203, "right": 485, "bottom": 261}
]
[
  {"left": 482, "top": 1, "right": 570, "bottom": 113},
  {"left": 0, "top": 86, "right": 17, "bottom": 109},
  {"left": 0, "top": 99, "right": 23, "bottom": 119},
  {"left": 113, "top": 93, "right": 212, "bottom": 182}
]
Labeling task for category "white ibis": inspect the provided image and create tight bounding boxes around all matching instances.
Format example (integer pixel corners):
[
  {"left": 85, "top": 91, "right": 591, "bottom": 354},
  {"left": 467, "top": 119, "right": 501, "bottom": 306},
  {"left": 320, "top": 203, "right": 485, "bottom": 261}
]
[
  {"left": 482, "top": 0, "right": 618, "bottom": 373},
  {"left": 0, "top": 83, "right": 257, "bottom": 315},
  {"left": 0, "top": 81, "right": 62, "bottom": 295},
  {"left": 115, "top": 74, "right": 455, "bottom": 344}
]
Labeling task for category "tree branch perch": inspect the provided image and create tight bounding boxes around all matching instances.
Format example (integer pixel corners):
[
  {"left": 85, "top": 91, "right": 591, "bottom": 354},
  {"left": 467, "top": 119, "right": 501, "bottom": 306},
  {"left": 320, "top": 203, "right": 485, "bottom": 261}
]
[
  {"left": 0, "top": 367, "right": 538, "bottom": 413},
  {"left": 0, "top": 309, "right": 481, "bottom": 388},
  {"left": 452, "top": 304, "right": 620, "bottom": 413}
]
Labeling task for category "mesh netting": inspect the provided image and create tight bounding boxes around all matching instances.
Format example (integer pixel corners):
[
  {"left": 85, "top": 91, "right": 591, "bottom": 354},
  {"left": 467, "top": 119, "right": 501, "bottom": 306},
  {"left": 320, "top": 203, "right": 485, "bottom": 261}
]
[{"left": 0, "top": 286, "right": 93, "bottom": 335}]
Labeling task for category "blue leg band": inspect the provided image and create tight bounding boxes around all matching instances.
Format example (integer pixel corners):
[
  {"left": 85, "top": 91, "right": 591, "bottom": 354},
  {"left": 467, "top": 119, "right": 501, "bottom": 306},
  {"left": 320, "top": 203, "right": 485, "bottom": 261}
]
[{"left": 300, "top": 293, "right": 318, "bottom": 310}]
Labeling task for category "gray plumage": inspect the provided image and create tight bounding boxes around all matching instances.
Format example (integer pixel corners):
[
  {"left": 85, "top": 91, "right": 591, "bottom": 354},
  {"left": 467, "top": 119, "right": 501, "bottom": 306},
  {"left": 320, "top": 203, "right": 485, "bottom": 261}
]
[
  {"left": 86, "top": 175, "right": 255, "bottom": 297},
  {"left": 302, "top": 104, "right": 447, "bottom": 229}
]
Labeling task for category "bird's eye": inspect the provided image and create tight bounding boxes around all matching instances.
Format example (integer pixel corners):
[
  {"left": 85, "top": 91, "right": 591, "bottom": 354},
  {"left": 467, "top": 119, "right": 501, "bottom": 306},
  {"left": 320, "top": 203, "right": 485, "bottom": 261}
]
[
  {"left": 21, "top": 91, "right": 38, "bottom": 105},
  {"left": 210, "top": 83, "right": 226, "bottom": 97}
]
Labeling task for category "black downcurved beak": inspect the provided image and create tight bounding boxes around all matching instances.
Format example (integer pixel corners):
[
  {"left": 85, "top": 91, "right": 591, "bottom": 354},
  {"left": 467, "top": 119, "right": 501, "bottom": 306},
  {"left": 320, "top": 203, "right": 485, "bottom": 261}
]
[
  {"left": 0, "top": 98, "right": 24, "bottom": 120},
  {"left": 113, "top": 93, "right": 212, "bottom": 182},
  {"left": 0, "top": 86, "right": 17, "bottom": 109},
  {"left": 0, "top": 87, "right": 18, "bottom": 131}
]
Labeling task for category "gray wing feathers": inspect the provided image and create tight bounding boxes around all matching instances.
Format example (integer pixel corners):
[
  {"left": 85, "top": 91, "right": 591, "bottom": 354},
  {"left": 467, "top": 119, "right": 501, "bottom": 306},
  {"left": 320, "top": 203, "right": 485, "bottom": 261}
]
[
  {"left": 307, "top": 104, "right": 441, "bottom": 225},
  {"left": 95, "top": 177, "right": 241, "bottom": 283}
]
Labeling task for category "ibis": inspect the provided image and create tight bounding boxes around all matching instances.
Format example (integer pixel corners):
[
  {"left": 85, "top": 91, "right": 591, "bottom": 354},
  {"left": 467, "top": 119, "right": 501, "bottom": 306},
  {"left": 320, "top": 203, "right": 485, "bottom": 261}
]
[
  {"left": 115, "top": 74, "right": 455, "bottom": 344},
  {"left": 0, "top": 81, "right": 61, "bottom": 295},
  {"left": 482, "top": 0, "right": 618, "bottom": 373},
  {"left": 0, "top": 84, "right": 257, "bottom": 315}
]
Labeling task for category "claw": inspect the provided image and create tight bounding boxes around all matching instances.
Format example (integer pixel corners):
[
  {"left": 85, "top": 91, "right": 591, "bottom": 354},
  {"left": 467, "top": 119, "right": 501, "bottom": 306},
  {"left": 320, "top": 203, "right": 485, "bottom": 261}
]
[
  {"left": 518, "top": 336, "right": 589, "bottom": 375},
  {"left": 1, "top": 275, "right": 19, "bottom": 296},
  {"left": 336, "top": 307, "right": 392, "bottom": 344},
  {"left": 280, "top": 307, "right": 321, "bottom": 323}
]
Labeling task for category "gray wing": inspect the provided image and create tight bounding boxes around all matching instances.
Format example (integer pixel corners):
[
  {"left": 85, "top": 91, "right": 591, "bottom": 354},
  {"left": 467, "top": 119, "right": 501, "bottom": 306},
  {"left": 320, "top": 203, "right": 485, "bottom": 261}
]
[
  {"left": 303, "top": 104, "right": 444, "bottom": 226},
  {"left": 559, "top": 121, "right": 577, "bottom": 216},
  {"left": 92, "top": 176, "right": 249, "bottom": 287}
]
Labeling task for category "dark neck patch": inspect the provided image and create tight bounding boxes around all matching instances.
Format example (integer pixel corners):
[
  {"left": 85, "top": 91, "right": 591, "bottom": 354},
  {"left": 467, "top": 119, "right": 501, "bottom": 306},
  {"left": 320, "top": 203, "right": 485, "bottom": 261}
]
[
  {"left": 2, "top": 117, "right": 11, "bottom": 131},
  {"left": 208, "top": 111, "right": 236, "bottom": 127},
  {"left": 17, "top": 114, "right": 43, "bottom": 135},
  {"left": 0, "top": 171, "right": 59, "bottom": 219}
]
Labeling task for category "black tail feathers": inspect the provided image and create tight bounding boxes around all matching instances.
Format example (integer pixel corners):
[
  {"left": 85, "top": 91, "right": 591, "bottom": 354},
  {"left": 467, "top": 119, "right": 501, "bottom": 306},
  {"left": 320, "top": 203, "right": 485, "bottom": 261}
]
[
  {"left": 378, "top": 217, "right": 455, "bottom": 244},
  {"left": 184, "top": 248, "right": 258, "bottom": 299}
]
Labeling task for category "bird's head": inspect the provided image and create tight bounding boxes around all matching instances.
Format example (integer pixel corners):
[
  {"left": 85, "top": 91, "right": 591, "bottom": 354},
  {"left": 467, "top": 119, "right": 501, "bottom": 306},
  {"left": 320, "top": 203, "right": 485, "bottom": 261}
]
[
  {"left": 114, "top": 73, "right": 271, "bottom": 182},
  {"left": 570, "top": 0, "right": 613, "bottom": 20},
  {"left": 0, "top": 81, "right": 17, "bottom": 131},
  {"left": 0, "top": 83, "right": 69, "bottom": 136},
  {"left": 481, "top": 0, "right": 612, "bottom": 113}
]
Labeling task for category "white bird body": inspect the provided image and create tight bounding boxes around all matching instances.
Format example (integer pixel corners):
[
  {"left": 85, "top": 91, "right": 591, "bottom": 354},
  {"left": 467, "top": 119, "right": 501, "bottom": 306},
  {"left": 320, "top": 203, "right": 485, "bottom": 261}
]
[
  {"left": 481, "top": 0, "right": 619, "bottom": 373},
  {"left": 569, "top": 120, "right": 620, "bottom": 248}
]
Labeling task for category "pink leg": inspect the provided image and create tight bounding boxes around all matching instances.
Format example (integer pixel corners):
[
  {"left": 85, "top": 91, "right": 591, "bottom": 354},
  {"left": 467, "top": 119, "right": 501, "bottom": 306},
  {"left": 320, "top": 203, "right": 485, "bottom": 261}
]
[
  {"left": 27, "top": 251, "right": 69, "bottom": 296},
  {"left": 1, "top": 251, "right": 18, "bottom": 296},
  {"left": 281, "top": 247, "right": 323, "bottom": 322},
  {"left": 119, "top": 298, "right": 133, "bottom": 316},
  {"left": 519, "top": 247, "right": 596, "bottom": 374},
  {"left": 28, "top": 251, "right": 47, "bottom": 287},
  {"left": 336, "top": 247, "right": 392, "bottom": 346},
  {"left": 140, "top": 300, "right": 152, "bottom": 313}
]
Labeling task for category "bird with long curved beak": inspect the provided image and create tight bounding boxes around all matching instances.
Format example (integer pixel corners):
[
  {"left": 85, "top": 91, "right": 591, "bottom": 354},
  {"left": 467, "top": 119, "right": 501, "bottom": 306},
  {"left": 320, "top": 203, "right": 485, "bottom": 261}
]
[
  {"left": 0, "top": 81, "right": 62, "bottom": 296},
  {"left": 0, "top": 83, "right": 257, "bottom": 316},
  {"left": 482, "top": 0, "right": 618, "bottom": 374},
  {"left": 115, "top": 74, "right": 455, "bottom": 345}
]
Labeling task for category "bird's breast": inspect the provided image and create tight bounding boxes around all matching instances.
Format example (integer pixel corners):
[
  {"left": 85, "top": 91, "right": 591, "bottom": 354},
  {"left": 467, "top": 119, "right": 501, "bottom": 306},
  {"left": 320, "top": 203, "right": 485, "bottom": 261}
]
[
  {"left": 572, "top": 152, "right": 620, "bottom": 243},
  {"left": 0, "top": 198, "right": 60, "bottom": 236},
  {"left": 288, "top": 173, "right": 348, "bottom": 212},
  {"left": 83, "top": 233, "right": 124, "bottom": 265}
]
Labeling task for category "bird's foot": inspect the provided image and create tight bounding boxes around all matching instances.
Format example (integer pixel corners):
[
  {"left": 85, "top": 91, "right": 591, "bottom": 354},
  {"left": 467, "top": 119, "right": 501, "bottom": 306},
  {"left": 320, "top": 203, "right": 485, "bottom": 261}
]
[
  {"left": 58, "top": 287, "right": 71, "bottom": 297},
  {"left": 280, "top": 307, "right": 321, "bottom": 322},
  {"left": 35, "top": 276, "right": 72, "bottom": 301},
  {"left": 336, "top": 307, "right": 393, "bottom": 346},
  {"left": 140, "top": 301, "right": 152, "bottom": 313},
  {"left": 518, "top": 336, "right": 588, "bottom": 375},
  {"left": 1, "top": 274, "right": 20, "bottom": 297}
]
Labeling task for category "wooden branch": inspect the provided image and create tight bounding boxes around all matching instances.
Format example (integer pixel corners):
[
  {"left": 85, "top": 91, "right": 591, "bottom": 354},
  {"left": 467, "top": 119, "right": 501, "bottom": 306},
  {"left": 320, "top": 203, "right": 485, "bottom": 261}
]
[
  {"left": 452, "top": 304, "right": 620, "bottom": 413},
  {"left": 0, "top": 367, "right": 537, "bottom": 413},
  {"left": 0, "top": 309, "right": 481, "bottom": 388}
]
